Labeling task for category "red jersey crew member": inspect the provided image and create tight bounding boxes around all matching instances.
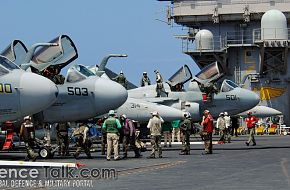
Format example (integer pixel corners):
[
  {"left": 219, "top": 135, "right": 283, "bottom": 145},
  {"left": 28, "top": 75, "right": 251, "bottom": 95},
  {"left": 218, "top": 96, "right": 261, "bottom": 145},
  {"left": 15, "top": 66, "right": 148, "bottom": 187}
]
[
  {"left": 245, "top": 112, "right": 258, "bottom": 146},
  {"left": 201, "top": 110, "right": 214, "bottom": 154}
]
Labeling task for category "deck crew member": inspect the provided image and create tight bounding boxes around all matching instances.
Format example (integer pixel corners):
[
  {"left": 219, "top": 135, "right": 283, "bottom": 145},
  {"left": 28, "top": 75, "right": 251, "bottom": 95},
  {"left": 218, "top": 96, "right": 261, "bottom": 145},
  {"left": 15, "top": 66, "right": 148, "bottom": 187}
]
[
  {"left": 147, "top": 111, "right": 164, "bottom": 158},
  {"left": 102, "top": 110, "right": 122, "bottom": 161}
]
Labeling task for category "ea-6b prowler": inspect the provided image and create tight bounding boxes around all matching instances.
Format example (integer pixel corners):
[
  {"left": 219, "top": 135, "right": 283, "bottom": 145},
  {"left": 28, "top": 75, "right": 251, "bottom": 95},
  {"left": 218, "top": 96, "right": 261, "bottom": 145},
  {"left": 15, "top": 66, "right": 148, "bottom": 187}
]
[
  {"left": 127, "top": 62, "right": 261, "bottom": 121},
  {"left": 91, "top": 55, "right": 259, "bottom": 122},
  {"left": 1, "top": 35, "right": 128, "bottom": 123}
]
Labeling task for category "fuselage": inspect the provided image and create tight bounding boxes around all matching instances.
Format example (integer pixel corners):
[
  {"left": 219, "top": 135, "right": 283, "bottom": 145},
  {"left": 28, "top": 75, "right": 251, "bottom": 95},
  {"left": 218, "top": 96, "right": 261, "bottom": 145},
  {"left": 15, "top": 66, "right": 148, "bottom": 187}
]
[
  {"left": 128, "top": 81, "right": 259, "bottom": 121},
  {"left": 41, "top": 76, "right": 128, "bottom": 123}
]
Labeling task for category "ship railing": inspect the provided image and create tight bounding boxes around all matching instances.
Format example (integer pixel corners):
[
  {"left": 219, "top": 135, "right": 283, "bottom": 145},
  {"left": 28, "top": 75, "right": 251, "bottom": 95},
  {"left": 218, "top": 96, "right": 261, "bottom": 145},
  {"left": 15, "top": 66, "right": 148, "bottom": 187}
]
[
  {"left": 174, "top": 0, "right": 290, "bottom": 8},
  {"left": 181, "top": 35, "right": 227, "bottom": 52},
  {"left": 253, "top": 28, "right": 290, "bottom": 42},
  {"left": 225, "top": 31, "right": 253, "bottom": 45}
]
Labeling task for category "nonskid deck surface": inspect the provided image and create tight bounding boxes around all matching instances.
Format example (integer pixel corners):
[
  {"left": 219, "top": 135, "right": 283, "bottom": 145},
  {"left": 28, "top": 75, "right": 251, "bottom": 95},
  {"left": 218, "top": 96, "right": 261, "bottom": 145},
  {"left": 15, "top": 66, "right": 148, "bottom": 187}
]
[{"left": 0, "top": 135, "right": 290, "bottom": 190}]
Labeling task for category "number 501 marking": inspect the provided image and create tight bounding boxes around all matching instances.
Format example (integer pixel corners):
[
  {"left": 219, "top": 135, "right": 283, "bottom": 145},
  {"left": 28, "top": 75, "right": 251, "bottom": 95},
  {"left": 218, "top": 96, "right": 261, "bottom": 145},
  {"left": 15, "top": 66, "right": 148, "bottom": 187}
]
[{"left": 226, "top": 95, "right": 237, "bottom": 100}]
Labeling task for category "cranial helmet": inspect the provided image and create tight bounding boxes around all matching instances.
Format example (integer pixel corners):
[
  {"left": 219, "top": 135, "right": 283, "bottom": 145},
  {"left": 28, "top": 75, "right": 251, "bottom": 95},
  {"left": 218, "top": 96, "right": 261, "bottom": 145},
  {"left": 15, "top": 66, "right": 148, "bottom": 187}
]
[
  {"left": 108, "top": 110, "right": 115, "bottom": 116},
  {"left": 24, "top": 116, "right": 31, "bottom": 120},
  {"left": 204, "top": 110, "right": 210, "bottom": 114},
  {"left": 151, "top": 111, "right": 159, "bottom": 116},
  {"left": 121, "top": 114, "right": 127, "bottom": 119},
  {"left": 184, "top": 112, "right": 191, "bottom": 118}
]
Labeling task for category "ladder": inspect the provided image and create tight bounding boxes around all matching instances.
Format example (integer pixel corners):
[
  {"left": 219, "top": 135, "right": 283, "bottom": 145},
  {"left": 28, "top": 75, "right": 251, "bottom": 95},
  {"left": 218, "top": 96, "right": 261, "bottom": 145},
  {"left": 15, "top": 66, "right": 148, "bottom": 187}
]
[{"left": 2, "top": 121, "right": 14, "bottom": 150}]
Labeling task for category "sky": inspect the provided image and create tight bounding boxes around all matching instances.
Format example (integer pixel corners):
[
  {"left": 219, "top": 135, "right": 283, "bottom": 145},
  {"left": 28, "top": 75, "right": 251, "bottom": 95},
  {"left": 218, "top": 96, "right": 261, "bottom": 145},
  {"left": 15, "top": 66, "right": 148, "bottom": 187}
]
[{"left": 0, "top": 0, "right": 199, "bottom": 85}]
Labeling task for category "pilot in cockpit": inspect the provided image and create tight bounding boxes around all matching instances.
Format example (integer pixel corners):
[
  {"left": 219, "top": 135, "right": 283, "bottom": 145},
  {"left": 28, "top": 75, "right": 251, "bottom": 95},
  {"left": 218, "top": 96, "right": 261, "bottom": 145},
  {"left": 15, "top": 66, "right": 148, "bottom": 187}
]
[
  {"left": 52, "top": 67, "right": 65, "bottom": 85},
  {"left": 199, "top": 81, "right": 219, "bottom": 102},
  {"left": 42, "top": 66, "right": 65, "bottom": 85}
]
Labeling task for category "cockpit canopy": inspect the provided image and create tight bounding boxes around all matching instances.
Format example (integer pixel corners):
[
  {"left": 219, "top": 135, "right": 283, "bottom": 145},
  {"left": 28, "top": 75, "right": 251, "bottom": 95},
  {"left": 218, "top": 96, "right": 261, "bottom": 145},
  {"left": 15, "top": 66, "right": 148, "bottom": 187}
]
[
  {"left": 1, "top": 40, "right": 28, "bottom": 66},
  {"left": 66, "top": 64, "right": 96, "bottom": 83},
  {"left": 0, "top": 56, "right": 20, "bottom": 76},
  {"left": 194, "top": 61, "right": 223, "bottom": 84},
  {"left": 220, "top": 79, "right": 239, "bottom": 92},
  {"left": 32, "top": 35, "right": 78, "bottom": 71},
  {"left": 167, "top": 65, "right": 192, "bottom": 91},
  {"left": 189, "top": 62, "right": 239, "bottom": 93},
  {"left": 1, "top": 35, "right": 78, "bottom": 72}
]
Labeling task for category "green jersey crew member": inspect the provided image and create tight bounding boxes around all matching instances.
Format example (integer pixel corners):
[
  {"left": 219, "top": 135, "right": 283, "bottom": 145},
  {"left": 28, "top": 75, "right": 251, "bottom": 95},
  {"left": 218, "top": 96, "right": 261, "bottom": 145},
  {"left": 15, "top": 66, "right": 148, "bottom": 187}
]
[{"left": 102, "top": 110, "right": 122, "bottom": 161}]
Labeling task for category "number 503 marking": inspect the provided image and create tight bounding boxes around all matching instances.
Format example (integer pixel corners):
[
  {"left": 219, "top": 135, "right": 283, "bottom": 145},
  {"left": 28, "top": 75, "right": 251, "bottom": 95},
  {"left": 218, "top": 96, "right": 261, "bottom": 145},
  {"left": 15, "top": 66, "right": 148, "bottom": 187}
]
[{"left": 67, "top": 87, "right": 88, "bottom": 96}]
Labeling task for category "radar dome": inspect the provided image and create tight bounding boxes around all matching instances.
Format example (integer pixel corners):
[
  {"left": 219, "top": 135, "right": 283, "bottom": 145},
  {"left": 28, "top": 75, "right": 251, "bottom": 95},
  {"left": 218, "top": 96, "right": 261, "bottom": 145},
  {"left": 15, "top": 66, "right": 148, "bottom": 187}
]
[
  {"left": 195, "top": 29, "right": 214, "bottom": 50},
  {"left": 261, "top": 9, "right": 288, "bottom": 40}
]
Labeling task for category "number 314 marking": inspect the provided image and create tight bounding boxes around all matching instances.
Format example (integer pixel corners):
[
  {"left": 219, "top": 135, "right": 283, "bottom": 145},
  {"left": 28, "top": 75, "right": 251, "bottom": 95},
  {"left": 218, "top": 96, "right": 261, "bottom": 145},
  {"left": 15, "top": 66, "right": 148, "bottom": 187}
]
[{"left": 67, "top": 87, "right": 88, "bottom": 96}]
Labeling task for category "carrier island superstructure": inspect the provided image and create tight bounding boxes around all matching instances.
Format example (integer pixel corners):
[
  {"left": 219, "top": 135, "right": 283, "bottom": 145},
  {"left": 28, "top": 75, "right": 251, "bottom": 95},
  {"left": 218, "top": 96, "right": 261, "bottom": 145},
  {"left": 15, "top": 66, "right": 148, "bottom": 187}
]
[{"left": 158, "top": 0, "right": 290, "bottom": 125}]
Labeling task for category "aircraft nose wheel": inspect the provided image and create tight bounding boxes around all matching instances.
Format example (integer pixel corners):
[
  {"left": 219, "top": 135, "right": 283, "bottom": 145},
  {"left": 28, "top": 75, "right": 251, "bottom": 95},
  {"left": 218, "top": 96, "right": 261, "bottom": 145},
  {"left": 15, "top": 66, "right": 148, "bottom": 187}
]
[{"left": 39, "top": 147, "right": 53, "bottom": 159}]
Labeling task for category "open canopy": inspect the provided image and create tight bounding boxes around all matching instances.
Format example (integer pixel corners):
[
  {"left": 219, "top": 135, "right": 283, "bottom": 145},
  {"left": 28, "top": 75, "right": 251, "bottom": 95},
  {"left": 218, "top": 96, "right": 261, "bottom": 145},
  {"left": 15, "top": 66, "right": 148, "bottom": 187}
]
[
  {"left": 1, "top": 35, "right": 78, "bottom": 72},
  {"left": 1, "top": 40, "right": 28, "bottom": 66},
  {"left": 193, "top": 61, "right": 224, "bottom": 85},
  {"left": 0, "top": 55, "right": 20, "bottom": 76},
  {"left": 168, "top": 65, "right": 192, "bottom": 86},
  {"left": 31, "top": 35, "right": 78, "bottom": 71}
]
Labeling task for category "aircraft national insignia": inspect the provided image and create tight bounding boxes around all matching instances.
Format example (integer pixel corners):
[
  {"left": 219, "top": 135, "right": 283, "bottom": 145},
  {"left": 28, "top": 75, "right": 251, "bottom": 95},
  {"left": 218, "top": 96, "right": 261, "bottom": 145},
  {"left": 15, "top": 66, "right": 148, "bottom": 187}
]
[{"left": 253, "top": 87, "right": 286, "bottom": 100}]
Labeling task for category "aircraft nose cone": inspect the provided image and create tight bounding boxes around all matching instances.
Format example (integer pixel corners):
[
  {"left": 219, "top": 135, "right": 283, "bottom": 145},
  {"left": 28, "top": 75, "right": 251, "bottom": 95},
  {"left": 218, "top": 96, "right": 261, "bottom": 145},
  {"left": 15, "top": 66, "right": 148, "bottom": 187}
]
[
  {"left": 267, "top": 107, "right": 282, "bottom": 115},
  {"left": 240, "top": 89, "right": 260, "bottom": 109},
  {"left": 94, "top": 78, "right": 128, "bottom": 115},
  {"left": 247, "top": 106, "right": 282, "bottom": 117},
  {"left": 251, "top": 92, "right": 260, "bottom": 107},
  {"left": 157, "top": 105, "right": 184, "bottom": 121},
  {"left": 20, "top": 72, "right": 58, "bottom": 116}
]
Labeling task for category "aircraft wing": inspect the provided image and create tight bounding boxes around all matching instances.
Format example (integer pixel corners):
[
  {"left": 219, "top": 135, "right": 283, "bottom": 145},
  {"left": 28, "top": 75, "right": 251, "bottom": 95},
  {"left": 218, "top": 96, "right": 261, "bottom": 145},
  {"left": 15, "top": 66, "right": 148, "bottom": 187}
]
[{"left": 140, "top": 97, "right": 179, "bottom": 105}]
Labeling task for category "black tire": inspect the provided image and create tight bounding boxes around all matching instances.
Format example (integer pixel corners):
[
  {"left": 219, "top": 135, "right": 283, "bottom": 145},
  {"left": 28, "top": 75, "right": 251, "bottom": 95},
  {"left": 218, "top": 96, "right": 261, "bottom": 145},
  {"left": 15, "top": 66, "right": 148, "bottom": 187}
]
[{"left": 39, "top": 147, "right": 51, "bottom": 159}]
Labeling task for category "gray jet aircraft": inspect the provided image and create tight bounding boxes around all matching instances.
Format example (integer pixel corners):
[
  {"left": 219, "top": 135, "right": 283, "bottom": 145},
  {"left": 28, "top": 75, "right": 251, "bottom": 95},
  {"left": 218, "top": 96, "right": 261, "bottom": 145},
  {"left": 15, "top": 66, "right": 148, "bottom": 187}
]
[
  {"left": 128, "top": 62, "right": 260, "bottom": 121},
  {"left": 1, "top": 35, "right": 128, "bottom": 123},
  {"left": 0, "top": 55, "right": 58, "bottom": 122},
  {"left": 237, "top": 105, "right": 282, "bottom": 118}
]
